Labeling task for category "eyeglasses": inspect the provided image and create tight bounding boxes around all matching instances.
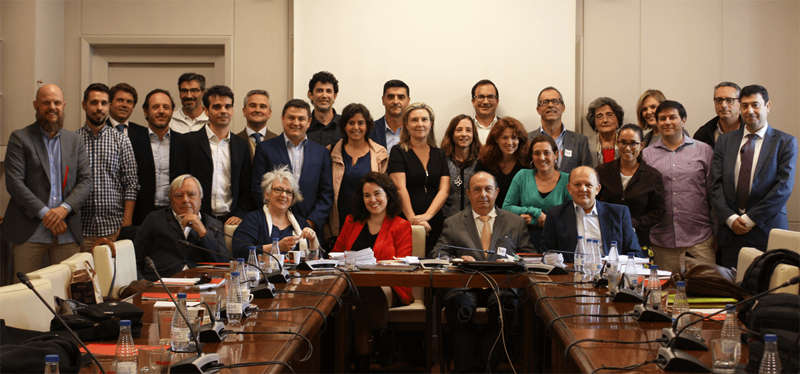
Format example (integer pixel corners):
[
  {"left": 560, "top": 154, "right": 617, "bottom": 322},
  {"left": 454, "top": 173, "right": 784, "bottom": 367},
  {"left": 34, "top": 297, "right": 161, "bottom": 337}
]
[
  {"left": 616, "top": 141, "right": 641, "bottom": 149},
  {"left": 272, "top": 187, "right": 293, "bottom": 196},
  {"left": 537, "top": 98, "right": 563, "bottom": 107},
  {"left": 179, "top": 88, "right": 202, "bottom": 94},
  {"left": 595, "top": 113, "right": 616, "bottom": 121},
  {"left": 473, "top": 95, "right": 498, "bottom": 102},
  {"left": 713, "top": 98, "right": 738, "bottom": 105}
]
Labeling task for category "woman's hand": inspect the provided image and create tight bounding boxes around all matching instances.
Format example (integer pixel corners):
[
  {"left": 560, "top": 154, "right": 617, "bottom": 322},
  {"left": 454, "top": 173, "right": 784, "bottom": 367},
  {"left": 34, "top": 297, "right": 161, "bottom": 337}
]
[
  {"left": 520, "top": 214, "right": 533, "bottom": 225},
  {"left": 279, "top": 236, "right": 298, "bottom": 252},
  {"left": 420, "top": 221, "right": 432, "bottom": 234},
  {"left": 299, "top": 227, "right": 320, "bottom": 249},
  {"left": 537, "top": 212, "right": 547, "bottom": 227},
  {"left": 411, "top": 214, "right": 432, "bottom": 225}
]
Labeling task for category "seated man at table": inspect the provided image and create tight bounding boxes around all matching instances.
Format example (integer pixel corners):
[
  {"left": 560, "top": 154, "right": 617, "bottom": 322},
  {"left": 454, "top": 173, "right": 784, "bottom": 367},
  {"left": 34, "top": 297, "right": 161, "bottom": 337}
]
[
  {"left": 431, "top": 171, "right": 534, "bottom": 373},
  {"left": 540, "top": 166, "right": 644, "bottom": 262},
  {"left": 134, "top": 174, "right": 229, "bottom": 280}
]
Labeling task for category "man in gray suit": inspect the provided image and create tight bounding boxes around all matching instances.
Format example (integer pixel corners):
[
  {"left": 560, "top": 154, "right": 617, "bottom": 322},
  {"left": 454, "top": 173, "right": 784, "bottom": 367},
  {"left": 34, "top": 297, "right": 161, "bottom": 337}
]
[
  {"left": 236, "top": 89, "right": 277, "bottom": 161},
  {"left": 528, "top": 86, "right": 593, "bottom": 172},
  {"left": 3, "top": 84, "right": 92, "bottom": 281},
  {"left": 432, "top": 171, "right": 534, "bottom": 372}
]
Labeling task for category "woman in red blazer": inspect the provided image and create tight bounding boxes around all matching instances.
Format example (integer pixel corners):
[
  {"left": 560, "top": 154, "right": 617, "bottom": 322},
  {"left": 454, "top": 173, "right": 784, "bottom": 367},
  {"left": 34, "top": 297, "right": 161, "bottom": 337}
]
[{"left": 332, "top": 172, "right": 412, "bottom": 370}]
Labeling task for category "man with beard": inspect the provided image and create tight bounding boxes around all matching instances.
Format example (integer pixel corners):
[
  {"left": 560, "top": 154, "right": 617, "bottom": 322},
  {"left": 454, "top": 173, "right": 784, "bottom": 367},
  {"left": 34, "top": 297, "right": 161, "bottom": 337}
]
[
  {"left": 369, "top": 79, "right": 410, "bottom": 153},
  {"left": 3, "top": 84, "right": 92, "bottom": 281},
  {"left": 237, "top": 89, "right": 278, "bottom": 161},
  {"left": 76, "top": 83, "right": 140, "bottom": 252},
  {"left": 471, "top": 79, "right": 500, "bottom": 144},
  {"left": 170, "top": 73, "right": 209, "bottom": 133},
  {"left": 106, "top": 83, "right": 141, "bottom": 137},
  {"left": 129, "top": 89, "right": 183, "bottom": 226},
  {"left": 305, "top": 71, "right": 342, "bottom": 150}
]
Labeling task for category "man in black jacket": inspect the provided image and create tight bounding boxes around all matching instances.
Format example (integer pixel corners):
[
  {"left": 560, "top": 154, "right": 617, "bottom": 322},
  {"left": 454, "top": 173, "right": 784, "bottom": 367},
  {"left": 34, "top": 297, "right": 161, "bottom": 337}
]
[{"left": 694, "top": 82, "right": 742, "bottom": 149}]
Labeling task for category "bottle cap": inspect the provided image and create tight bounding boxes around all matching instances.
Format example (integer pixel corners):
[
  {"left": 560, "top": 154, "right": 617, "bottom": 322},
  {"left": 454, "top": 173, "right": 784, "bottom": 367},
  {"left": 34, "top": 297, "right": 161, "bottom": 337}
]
[
  {"left": 177, "top": 293, "right": 186, "bottom": 299},
  {"left": 249, "top": 246, "right": 257, "bottom": 251},
  {"left": 231, "top": 271, "right": 240, "bottom": 277},
  {"left": 577, "top": 235, "right": 583, "bottom": 239},
  {"left": 764, "top": 334, "right": 777, "bottom": 342},
  {"left": 237, "top": 258, "right": 244, "bottom": 263},
  {"left": 120, "top": 320, "right": 131, "bottom": 326},
  {"left": 650, "top": 265, "right": 658, "bottom": 270},
  {"left": 45, "top": 355, "right": 59, "bottom": 363},
  {"left": 676, "top": 281, "right": 686, "bottom": 287},
  {"left": 611, "top": 241, "right": 618, "bottom": 245}
]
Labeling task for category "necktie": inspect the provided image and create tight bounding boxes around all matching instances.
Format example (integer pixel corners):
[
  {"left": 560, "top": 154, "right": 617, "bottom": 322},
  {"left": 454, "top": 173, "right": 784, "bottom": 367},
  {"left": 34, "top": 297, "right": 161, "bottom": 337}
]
[
  {"left": 478, "top": 216, "right": 491, "bottom": 252},
  {"left": 251, "top": 133, "right": 263, "bottom": 144},
  {"left": 116, "top": 124, "right": 125, "bottom": 133},
  {"left": 737, "top": 134, "right": 757, "bottom": 211}
]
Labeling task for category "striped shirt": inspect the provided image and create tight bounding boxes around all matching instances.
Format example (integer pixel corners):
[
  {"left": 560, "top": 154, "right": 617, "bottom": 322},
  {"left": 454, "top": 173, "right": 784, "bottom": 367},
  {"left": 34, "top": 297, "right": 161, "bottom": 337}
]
[{"left": 77, "top": 124, "right": 140, "bottom": 236}]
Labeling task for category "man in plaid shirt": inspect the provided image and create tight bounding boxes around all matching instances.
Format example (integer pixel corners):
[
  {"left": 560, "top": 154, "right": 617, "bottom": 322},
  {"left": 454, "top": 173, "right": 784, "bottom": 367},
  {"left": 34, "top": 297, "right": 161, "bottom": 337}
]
[{"left": 77, "top": 83, "right": 140, "bottom": 251}]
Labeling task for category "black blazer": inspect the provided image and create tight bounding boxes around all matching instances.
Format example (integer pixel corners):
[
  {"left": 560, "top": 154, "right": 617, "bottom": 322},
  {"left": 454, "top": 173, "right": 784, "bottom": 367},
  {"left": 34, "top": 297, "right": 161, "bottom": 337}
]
[
  {"left": 129, "top": 123, "right": 183, "bottom": 226},
  {"left": 595, "top": 158, "right": 666, "bottom": 247},
  {"left": 174, "top": 126, "right": 255, "bottom": 219}
]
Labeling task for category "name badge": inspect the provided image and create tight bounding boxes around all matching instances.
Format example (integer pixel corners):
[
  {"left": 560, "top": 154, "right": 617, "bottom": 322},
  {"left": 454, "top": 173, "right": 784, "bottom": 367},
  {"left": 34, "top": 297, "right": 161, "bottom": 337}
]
[{"left": 564, "top": 149, "right": 573, "bottom": 157}]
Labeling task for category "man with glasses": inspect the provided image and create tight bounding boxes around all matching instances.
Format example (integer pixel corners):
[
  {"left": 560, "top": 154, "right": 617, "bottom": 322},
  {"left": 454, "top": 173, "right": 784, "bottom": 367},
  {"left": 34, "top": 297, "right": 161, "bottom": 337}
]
[
  {"left": 642, "top": 101, "right": 717, "bottom": 273},
  {"left": 471, "top": 79, "right": 500, "bottom": 144},
  {"left": 528, "top": 86, "right": 592, "bottom": 172},
  {"left": 170, "top": 73, "right": 209, "bottom": 134},
  {"left": 694, "top": 82, "right": 742, "bottom": 149},
  {"left": 711, "top": 85, "right": 797, "bottom": 268}
]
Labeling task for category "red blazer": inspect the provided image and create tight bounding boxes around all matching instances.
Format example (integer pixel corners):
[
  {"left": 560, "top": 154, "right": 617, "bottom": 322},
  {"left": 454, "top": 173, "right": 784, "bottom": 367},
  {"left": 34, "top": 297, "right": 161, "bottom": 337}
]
[{"left": 333, "top": 215, "right": 414, "bottom": 305}]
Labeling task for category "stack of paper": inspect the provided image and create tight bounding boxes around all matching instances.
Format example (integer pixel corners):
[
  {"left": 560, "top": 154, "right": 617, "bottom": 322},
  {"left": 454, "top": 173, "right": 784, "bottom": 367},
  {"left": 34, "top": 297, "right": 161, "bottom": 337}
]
[{"left": 328, "top": 248, "right": 377, "bottom": 266}]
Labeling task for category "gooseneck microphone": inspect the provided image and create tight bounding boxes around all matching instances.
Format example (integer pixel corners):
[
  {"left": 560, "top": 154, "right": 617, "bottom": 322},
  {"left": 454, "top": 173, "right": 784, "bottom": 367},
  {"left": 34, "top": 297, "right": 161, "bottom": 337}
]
[
  {"left": 178, "top": 240, "right": 276, "bottom": 298},
  {"left": 438, "top": 245, "right": 496, "bottom": 257},
  {"left": 207, "top": 226, "right": 290, "bottom": 284},
  {"left": 17, "top": 272, "right": 106, "bottom": 374},
  {"left": 633, "top": 287, "right": 673, "bottom": 323},
  {"left": 145, "top": 257, "right": 220, "bottom": 374}
]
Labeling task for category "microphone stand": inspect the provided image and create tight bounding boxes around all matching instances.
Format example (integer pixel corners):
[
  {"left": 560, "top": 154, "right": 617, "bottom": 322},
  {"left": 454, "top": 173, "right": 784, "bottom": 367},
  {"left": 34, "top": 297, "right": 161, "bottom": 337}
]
[
  {"left": 17, "top": 272, "right": 106, "bottom": 374},
  {"left": 632, "top": 287, "right": 672, "bottom": 323},
  {"left": 145, "top": 258, "right": 220, "bottom": 374},
  {"left": 207, "top": 226, "right": 290, "bottom": 283},
  {"left": 179, "top": 240, "right": 276, "bottom": 298}
]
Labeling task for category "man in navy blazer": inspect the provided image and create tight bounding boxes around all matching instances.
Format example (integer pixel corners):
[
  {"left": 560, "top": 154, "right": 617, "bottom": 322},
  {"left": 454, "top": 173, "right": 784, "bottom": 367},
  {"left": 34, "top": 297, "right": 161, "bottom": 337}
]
[
  {"left": 251, "top": 99, "right": 333, "bottom": 241},
  {"left": 369, "top": 80, "right": 409, "bottom": 154},
  {"left": 106, "top": 83, "right": 142, "bottom": 137},
  {"left": 129, "top": 89, "right": 183, "bottom": 226},
  {"left": 541, "top": 166, "right": 643, "bottom": 262},
  {"left": 711, "top": 85, "right": 797, "bottom": 268},
  {"left": 174, "top": 85, "right": 254, "bottom": 225},
  {"left": 528, "top": 87, "right": 593, "bottom": 172}
]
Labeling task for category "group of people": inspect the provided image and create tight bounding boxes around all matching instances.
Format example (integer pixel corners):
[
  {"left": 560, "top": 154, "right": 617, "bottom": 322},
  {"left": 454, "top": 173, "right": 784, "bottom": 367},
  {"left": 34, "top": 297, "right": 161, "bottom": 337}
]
[{"left": 5, "top": 70, "right": 796, "bottom": 372}]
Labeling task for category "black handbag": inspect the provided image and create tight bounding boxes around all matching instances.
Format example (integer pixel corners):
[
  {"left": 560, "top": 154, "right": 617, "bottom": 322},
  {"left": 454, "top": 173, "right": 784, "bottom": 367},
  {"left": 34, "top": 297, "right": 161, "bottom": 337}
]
[{"left": 50, "top": 301, "right": 144, "bottom": 341}]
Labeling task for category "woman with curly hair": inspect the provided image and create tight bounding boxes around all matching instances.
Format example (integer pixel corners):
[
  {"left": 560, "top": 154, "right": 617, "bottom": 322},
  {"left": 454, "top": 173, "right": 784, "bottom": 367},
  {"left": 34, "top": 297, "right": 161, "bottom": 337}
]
[{"left": 474, "top": 116, "right": 529, "bottom": 206}]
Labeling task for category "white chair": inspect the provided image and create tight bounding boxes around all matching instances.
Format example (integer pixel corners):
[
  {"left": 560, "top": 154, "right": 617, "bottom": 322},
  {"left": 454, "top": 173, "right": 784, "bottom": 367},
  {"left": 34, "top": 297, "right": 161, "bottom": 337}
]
[
  {"left": 736, "top": 247, "right": 763, "bottom": 283},
  {"left": 27, "top": 263, "right": 72, "bottom": 302},
  {"left": 770, "top": 263, "right": 799, "bottom": 294},
  {"left": 225, "top": 224, "right": 238, "bottom": 254},
  {"left": 387, "top": 225, "right": 428, "bottom": 323},
  {"left": 0, "top": 278, "right": 54, "bottom": 331},
  {"left": 93, "top": 239, "right": 138, "bottom": 299},
  {"left": 766, "top": 229, "right": 800, "bottom": 253}
]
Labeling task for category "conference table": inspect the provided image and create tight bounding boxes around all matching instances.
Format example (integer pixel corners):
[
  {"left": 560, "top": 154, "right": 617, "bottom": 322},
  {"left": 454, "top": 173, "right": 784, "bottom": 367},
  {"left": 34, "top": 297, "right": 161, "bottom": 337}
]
[{"left": 80, "top": 267, "right": 347, "bottom": 374}]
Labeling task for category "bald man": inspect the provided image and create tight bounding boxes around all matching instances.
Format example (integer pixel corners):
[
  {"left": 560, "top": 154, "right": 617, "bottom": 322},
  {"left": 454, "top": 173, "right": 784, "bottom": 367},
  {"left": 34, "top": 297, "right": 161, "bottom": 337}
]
[{"left": 3, "top": 84, "right": 93, "bottom": 281}]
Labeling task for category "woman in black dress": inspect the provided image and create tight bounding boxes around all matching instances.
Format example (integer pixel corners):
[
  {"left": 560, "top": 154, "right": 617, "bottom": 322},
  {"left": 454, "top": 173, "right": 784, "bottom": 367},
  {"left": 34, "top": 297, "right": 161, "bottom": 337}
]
[
  {"left": 474, "top": 117, "right": 529, "bottom": 206},
  {"left": 388, "top": 102, "right": 450, "bottom": 253}
]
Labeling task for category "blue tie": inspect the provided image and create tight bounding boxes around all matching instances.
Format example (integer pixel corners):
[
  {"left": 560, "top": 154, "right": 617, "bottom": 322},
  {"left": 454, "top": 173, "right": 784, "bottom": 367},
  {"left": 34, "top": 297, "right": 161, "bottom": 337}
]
[
  {"left": 251, "top": 133, "right": 263, "bottom": 144},
  {"left": 116, "top": 124, "right": 125, "bottom": 133}
]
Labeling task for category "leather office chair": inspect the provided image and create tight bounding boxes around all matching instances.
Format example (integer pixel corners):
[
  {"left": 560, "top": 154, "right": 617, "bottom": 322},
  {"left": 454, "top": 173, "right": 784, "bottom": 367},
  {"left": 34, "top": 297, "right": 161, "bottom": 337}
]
[
  {"left": 93, "top": 239, "right": 138, "bottom": 299},
  {"left": 27, "top": 263, "right": 72, "bottom": 302},
  {"left": 0, "top": 278, "right": 54, "bottom": 331},
  {"left": 736, "top": 229, "right": 800, "bottom": 293}
]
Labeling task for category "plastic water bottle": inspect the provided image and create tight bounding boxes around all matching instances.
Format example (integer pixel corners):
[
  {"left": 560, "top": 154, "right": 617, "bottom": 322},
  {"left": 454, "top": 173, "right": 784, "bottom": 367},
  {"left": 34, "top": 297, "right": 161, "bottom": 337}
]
[
  {"left": 624, "top": 257, "right": 638, "bottom": 291},
  {"left": 171, "top": 293, "right": 191, "bottom": 351},
  {"left": 271, "top": 237, "right": 281, "bottom": 271},
  {"left": 647, "top": 265, "right": 662, "bottom": 309},
  {"left": 227, "top": 271, "right": 244, "bottom": 324},
  {"left": 247, "top": 246, "right": 261, "bottom": 287},
  {"left": 721, "top": 305, "right": 738, "bottom": 342},
  {"left": 672, "top": 281, "right": 695, "bottom": 336},
  {"left": 115, "top": 320, "right": 137, "bottom": 374},
  {"left": 758, "top": 334, "right": 781, "bottom": 374},
  {"left": 574, "top": 235, "right": 586, "bottom": 273},
  {"left": 44, "top": 355, "right": 59, "bottom": 374},
  {"left": 236, "top": 258, "right": 250, "bottom": 309}
]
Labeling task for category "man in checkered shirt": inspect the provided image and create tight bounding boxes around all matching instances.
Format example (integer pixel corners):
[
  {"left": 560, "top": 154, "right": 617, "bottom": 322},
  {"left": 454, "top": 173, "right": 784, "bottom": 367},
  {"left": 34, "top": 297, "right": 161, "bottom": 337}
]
[{"left": 77, "top": 83, "right": 140, "bottom": 251}]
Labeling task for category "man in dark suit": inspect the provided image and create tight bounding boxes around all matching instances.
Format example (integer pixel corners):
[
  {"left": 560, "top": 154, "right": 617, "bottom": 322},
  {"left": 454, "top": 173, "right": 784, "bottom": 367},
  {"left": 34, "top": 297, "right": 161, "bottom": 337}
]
[
  {"left": 129, "top": 89, "right": 183, "bottom": 226},
  {"left": 711, "top": 85, "right": 797, "bottom": 268},
  {"left": 694, "top": 82, "right": 742, "bottom": 149},
  {"left": 3, "top": 84, "right": 92, "bottom": 281},
  {"left": 251, "top": 99, "right": 333, "bottom": 242},
  {"left": 236, "top": 89, "right": 277, "bottom": 161},
  {"left": 174, "top": 85, "right": 254, "bottom": 225},
  {"left": 528, "top": 86, "right": 593, "bottom": 172},
  {"left": 369, "top": 80, "right": 409, "bottom": 153},
  {"left": 540, "top": 166, "right": 644, "bottom": 262},
  {"left": 134, "top": 175, "right": 228, "bottom": 280},
  {"left": 106, "top": 83, "right": 142, "bottom": 137},
  {"left": 432, "top": 171, "right": 534, "bottom": 373}
]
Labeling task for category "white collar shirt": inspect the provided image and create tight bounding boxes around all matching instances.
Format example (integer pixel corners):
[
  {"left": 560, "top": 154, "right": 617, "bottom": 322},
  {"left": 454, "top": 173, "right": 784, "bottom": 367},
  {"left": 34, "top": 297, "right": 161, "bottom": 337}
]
[
  {"left": 283, "top": 133, "right": 307, "bottom": 181},
  {"left": 205, "top": 125, "right": 233, "bottom": 216},
  {"left": 170, "top": 107, "right": 209, "bottom": 134},
  {"left": 574, "top": 202, "right": 603, "bottom": 254}
]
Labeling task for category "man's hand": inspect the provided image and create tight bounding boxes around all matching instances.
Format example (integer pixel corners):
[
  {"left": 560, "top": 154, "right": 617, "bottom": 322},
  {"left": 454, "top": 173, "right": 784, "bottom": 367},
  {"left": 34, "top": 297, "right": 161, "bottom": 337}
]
[
  {"left": 225, "top": 216, "right": 242, "bottom": 225},
  {"left": 731, "top": 217, "right": 752, "bottom": 235},
  {"left": 49, "top": 220, "right": 68, "bottom": 236},
  {"left": 42, "top": 207, "right": 68, "bottom": 231},
  {"left": 520, "top": 214, "right": 532, "bottom": 225},
  {"left": 461, "top": 255, "right": 476, "bottom": 262},
  {"left": 180, "top": 213, "right": 207, "bottom": 238}
]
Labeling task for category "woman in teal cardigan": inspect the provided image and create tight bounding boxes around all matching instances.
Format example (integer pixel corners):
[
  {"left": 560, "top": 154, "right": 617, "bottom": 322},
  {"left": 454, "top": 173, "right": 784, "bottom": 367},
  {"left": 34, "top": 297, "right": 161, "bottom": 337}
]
[{"left": 503, "top": 135, "right": 571, "bottom": 251}]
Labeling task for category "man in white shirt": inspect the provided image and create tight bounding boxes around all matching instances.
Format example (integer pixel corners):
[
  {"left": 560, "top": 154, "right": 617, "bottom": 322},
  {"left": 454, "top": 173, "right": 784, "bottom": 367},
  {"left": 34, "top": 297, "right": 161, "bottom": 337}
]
[
  {"left": 106, "top": 83, "right": 142, "bottom": 137},
  {"left": 471, "top": 79, "right": 500, "bottom": 144},
  {"left": 236, "top": 89, "right": 278, "bottom": 161},
  {"left": 170, "top": 73, "right": 209, "bottom": 133}
]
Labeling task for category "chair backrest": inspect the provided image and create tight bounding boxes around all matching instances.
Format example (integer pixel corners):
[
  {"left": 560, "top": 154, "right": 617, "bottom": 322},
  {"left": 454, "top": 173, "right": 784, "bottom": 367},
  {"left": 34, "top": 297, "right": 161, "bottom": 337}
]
[
  {"left": 27, "top": 263, "right": 72, "bottom": 302},
  {"left": 93, "top": 239, "right": 138, "bottom": 299},
  {"left": 225, "top": 224, "right": 238, "bottom": 253},
  {"left": 411, "top": 225, "right": 426, "bottom": 258},
  {"left": 0, "top": 278, "right": 54, "bottom": 331},
  {"left": 770, "top": 263, "right": 800, "bottom": 295},
  {"left": 767, "top": 229, "right": 800, "bottom": 254},
  {"left": 60, "top": 252, "right": 96, "bottom": 272},
  {"left": 736, "top": 247, "right": 764, "bottom": 283}
]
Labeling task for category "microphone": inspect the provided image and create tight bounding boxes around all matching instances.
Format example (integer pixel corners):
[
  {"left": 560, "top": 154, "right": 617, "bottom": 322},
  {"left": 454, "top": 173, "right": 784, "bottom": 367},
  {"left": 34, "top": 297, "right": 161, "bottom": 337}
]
[
  {"left": 17, "top": 272, "right": 107, "bottom": 374},
  {"left": 655, "top": 346, "right": 712, "bottom": 373},
  {"left": 662, "top": 275, "right": 800, "bottom": 351},
  {"left": 145, "top": 257, "right": 220, "bottom": 373},
  {"left": 207, "top": 226, "right": 290, "bottom": 284},
  {"left": 439, "top": 244, "right": 496, "bottom": 257},
  {"left": 179, "top": 240, "right": 276, "bottom": 298},
  {"left": 189, "top": 300, "right": 227, "bottom": 343},
  {"left": 632, "top": 287, "right": 672, "bottom": 323}
]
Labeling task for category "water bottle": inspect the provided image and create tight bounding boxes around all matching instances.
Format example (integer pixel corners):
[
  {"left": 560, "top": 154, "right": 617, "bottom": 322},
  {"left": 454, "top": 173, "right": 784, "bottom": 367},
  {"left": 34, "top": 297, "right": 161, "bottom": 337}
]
[
  {"left": 587, "top": 239, "right": 600, "bottom": 280},
  {"left": 271, "top": 237, "right": 281, "bottom": 271},
  {"left": 171, "top": 293, "right": 191, "bottom": 351},
  {"left": 236, "top": 258, "right": 250, "bottom": 309},
  {"left": 44, "top": 355, "right": 59, "bottom": 374},
  {"left": 721, "top": 305, "right": 738, "bottom": 342},
  {"left": 606, "top": 242, "right": 621, "bottom": 292},
  {"left": 624, "top": 257, "right": 638, "bottom": 291},
  {"left": 247, "top": 246, "right": 261, "bottom": 287},
  {"left": 672, "top": 281, "right": 696, "bottom": 336},
  {"left": 758, "top": 334, "right": 781, "bottom": 374},
  {"left": 115, "top": 320, "right": 137, "bottom": 374},
  {"left": 227, "top": 271, "right": 244, "bottom": 324},
  {"left": 574, "top": 235, "right": 586, "bottom": 273},
  {"left": 648, "top": 265, "right": 662, "bottom": 309}
]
